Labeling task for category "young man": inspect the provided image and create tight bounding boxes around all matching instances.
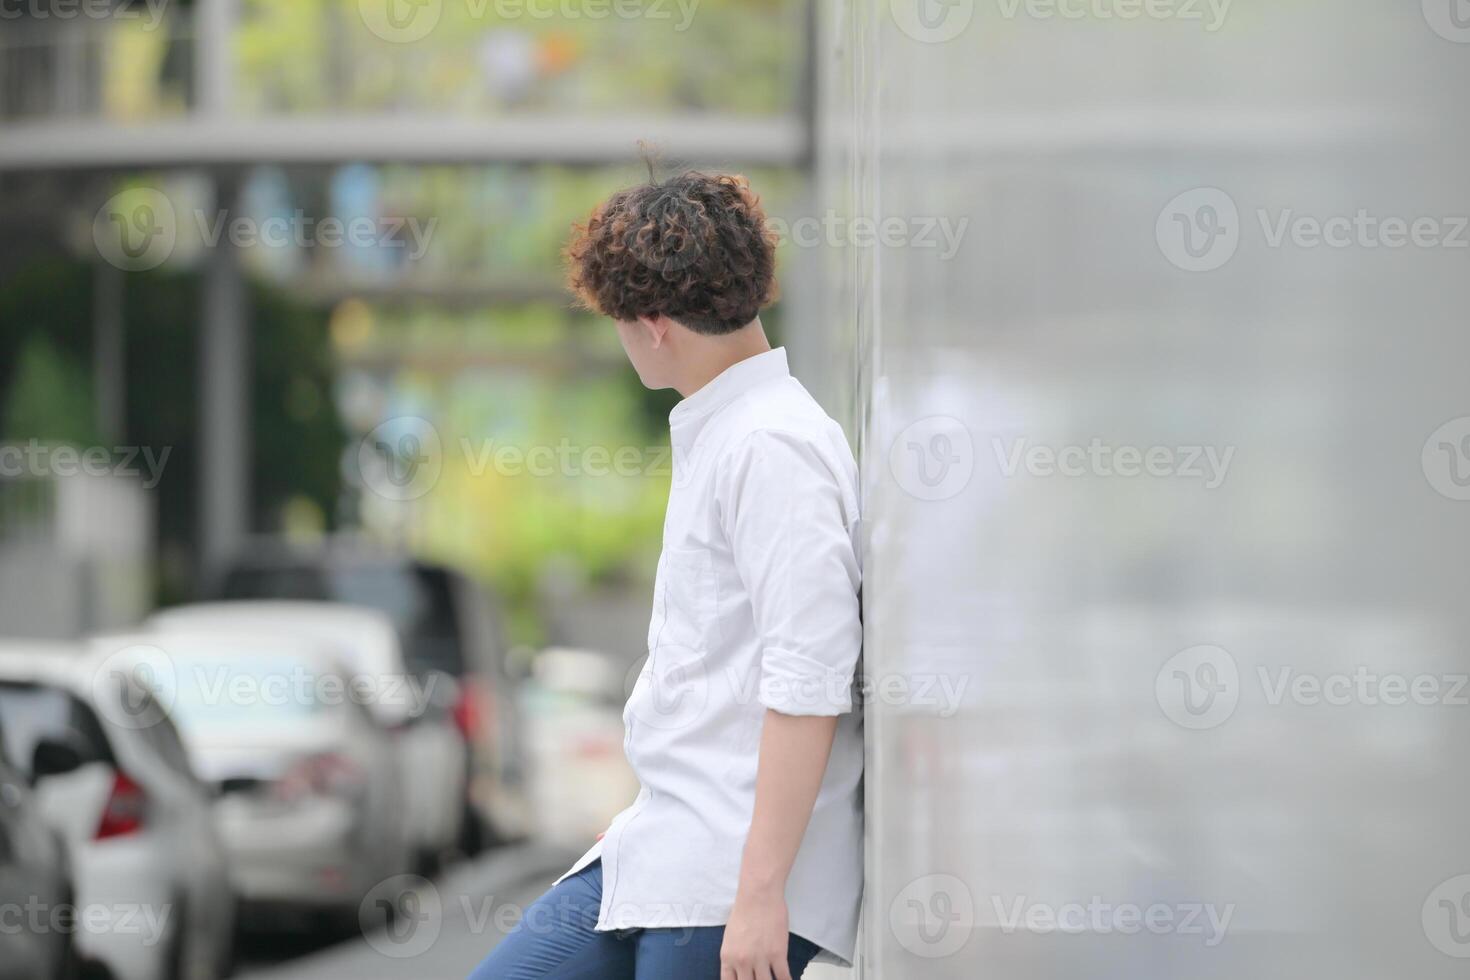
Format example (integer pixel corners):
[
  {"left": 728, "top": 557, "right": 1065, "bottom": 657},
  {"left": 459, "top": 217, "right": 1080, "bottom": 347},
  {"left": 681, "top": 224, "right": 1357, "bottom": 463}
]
[{"left": 470, "top": 171, "right": 863, "bottom": 980}]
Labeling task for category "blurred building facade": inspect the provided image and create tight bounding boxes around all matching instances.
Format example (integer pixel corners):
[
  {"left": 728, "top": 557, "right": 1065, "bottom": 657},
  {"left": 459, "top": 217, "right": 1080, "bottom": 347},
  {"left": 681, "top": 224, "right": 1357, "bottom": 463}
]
[
  {"left": 1, "top": 0, "right": 812, "bottom": 635},
  {"left": 0, "top": 471, "right": 153, "bottom": 636}
]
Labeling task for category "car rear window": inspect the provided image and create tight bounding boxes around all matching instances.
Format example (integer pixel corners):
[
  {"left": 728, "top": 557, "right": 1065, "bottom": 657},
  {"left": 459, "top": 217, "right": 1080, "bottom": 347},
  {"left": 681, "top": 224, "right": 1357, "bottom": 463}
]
[
  {"left": 167, "top": 655, "right": 339, "bottom": 730},
  {"left": 0, "top": 681, "right": 114, "bottom": 778},
  {"left": 218, "top": 562, "right": 466, "bottom": 677}
]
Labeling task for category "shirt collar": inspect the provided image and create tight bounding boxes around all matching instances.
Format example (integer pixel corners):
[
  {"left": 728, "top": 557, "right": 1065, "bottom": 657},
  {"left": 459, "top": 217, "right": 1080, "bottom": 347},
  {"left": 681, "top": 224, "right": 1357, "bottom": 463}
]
[{"left": 669, "top": 347, "right": 790, "bottom": 433}]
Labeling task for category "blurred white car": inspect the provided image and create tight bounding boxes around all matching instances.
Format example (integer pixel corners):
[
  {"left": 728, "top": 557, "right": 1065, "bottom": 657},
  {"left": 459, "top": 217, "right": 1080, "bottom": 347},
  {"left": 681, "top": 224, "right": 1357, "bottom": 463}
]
[
  {"left": 149, "top": 601, "right": 467, "bottom": 873},
  {"left": 90, "top": 631, "right": 407, "bottom": 935},
  {"left": 522, "top": 647, "right": 638, "bottom": 849},
  {"left": 0, "top": 641, "right": 234, "bottom": 980},
  {"left": 0, "top": 720, "right": 76, "bottom": 980},
  {"left": 207, "top": 544, "right": 530, "bottom": 851}
]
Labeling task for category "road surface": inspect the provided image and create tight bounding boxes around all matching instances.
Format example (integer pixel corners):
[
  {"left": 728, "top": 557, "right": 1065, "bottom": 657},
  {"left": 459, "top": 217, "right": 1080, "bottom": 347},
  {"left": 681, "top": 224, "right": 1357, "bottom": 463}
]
[
  {"left": 238, "top": 844, "right": 574, "bottom": 980},
  {"left": 236, "top": 843, "right": 849, "bottom": 980}
]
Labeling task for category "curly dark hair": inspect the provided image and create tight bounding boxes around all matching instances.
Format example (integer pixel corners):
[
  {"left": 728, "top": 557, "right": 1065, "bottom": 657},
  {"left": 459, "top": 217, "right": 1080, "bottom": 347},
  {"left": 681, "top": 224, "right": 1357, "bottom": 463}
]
[{"left": 564, "top": 170, "right": 779, "bottom": 336}]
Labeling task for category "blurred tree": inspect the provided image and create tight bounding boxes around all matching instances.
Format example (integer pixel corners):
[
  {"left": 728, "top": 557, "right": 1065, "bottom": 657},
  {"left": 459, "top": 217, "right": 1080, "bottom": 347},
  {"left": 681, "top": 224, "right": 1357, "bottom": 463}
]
[
  {"left": 1, "top": 335, "right": 100, "bottom": 447},
  {"left": 0, "top": 263, "right": 94, "bottom": 416},
  {"left": 0, "top": 258, "right": 345, "bottom": 603},
  {"left": 229, "top": 0, "right": 802, "bottom": 116}
]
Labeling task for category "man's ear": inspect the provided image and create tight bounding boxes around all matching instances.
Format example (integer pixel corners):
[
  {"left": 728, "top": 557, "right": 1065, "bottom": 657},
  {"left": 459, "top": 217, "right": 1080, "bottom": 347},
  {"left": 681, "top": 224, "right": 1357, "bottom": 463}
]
[{"left": 637, "top": 314, "right": 671, "bottom": 348}]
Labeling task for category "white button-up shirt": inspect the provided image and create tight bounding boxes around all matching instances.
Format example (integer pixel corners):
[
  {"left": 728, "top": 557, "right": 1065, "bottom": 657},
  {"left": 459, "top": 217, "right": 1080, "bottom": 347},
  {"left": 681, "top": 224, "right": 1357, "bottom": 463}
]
[{"left": 558, "top": 347, "right": 864, "bottom": 966}]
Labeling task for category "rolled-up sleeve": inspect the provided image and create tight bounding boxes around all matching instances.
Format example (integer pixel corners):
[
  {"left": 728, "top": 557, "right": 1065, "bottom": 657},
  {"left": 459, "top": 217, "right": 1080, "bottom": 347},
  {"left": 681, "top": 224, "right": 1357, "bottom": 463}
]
[{"left": 718, "top": 428, "right": 862, "bottom": 716}]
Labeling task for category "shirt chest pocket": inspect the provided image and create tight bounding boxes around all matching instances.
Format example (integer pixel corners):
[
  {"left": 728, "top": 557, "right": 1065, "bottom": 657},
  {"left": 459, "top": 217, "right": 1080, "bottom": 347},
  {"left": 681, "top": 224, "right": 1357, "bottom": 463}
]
[{"left": 648, "top": 547, "right": 720, "bottom": 654}]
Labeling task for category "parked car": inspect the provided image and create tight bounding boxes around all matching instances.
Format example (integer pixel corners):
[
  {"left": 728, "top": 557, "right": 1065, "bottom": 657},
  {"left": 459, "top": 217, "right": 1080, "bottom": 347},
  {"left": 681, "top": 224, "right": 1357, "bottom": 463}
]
[
  {"left": 145, "top": 602, "right": 463, "bottom": 873},
  {"left": 88, "top": 631, "right": 406, "bottom": 935},
  {"left": 0, "top": 716, "right": 76, "bottom": 980},
  {"left": 0, "top": 641, "right": 233, "bottom": 980},
  {"left": 206, "top": 541, "right": 526, "bottom": 850}
]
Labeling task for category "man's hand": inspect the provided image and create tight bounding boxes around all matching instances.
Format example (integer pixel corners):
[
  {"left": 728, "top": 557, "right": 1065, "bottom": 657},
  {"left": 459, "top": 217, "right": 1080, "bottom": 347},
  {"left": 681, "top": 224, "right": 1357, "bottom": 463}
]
[
  {"left": 722, "top": 710, "right": 839, "bottom": 979},
  {"left": 721, "top": 885, "right": 792, "bottom": 980}
]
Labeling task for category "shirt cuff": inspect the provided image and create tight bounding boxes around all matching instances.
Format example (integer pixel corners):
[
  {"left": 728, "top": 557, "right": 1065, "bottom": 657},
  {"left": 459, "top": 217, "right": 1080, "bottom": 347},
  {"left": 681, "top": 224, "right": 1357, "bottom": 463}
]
[{"left": 758, "top": 646, "right": 855, "bottom": 716}]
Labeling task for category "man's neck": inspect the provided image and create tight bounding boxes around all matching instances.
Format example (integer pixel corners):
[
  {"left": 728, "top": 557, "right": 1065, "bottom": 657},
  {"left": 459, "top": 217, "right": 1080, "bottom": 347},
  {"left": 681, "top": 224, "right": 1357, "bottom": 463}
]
[{"left": 675, "top": 320, "right": 773, "bottom": 398}]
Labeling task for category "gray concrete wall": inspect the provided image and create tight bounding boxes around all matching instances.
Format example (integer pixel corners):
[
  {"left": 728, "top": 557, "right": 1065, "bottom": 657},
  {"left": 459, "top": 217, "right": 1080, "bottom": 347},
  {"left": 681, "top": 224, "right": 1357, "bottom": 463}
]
[{"left": 804, "top": 2, "right": 1470, "bottom": 976}]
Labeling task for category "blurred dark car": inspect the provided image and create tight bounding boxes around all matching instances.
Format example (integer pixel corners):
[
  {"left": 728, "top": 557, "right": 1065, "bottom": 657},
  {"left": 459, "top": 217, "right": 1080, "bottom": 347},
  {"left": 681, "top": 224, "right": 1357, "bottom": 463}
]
[
  {"left": 205, "top": 540, "right": 525, "bottom": 854},
  {"left": 0, "top": 720, "right": 75, "bottom": 980}
]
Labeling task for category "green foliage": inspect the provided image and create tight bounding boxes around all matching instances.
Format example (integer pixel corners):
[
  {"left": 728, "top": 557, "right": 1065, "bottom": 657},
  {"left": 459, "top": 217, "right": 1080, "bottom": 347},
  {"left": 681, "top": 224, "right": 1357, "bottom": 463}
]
[
  {"left": 229, "top": 0, "right": 803, "bottom": 116},
  {"left": 0, "top": 258, "right": 345, "bottom": 603},
  {"left": 249, "top": 288, "right": 349, "bottom": 536},
  {"left": 2, "top": 335, "right": 99, "bottom": 447},
  {"left": 0, "top": 263, "right": 96, "bottom": 436}
]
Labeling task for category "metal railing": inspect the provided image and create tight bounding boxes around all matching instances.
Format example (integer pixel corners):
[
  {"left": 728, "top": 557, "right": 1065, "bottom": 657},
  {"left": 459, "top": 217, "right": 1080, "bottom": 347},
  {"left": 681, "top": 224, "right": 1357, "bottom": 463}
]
[{"left": 0, "top": 14, "right": 195, "bottom": 121}]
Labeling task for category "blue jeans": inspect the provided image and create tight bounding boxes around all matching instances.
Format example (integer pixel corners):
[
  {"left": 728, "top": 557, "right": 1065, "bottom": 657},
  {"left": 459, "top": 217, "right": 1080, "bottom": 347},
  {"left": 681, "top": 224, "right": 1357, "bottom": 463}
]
[{"left": 468, "top": 861, "right": 821, "bottom": 980}]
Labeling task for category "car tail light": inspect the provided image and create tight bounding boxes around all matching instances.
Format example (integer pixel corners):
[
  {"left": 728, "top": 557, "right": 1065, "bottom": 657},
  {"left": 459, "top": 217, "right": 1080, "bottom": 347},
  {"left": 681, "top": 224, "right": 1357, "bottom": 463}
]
[
  {"left": 95, "top": 770, "right": 147, "bottom": 840},
  {"left": 453, "top": 681, "right": 490, "bottom": 742},
  {"left": 275, "top": 752, "right": 364, "bottom": 802}
]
